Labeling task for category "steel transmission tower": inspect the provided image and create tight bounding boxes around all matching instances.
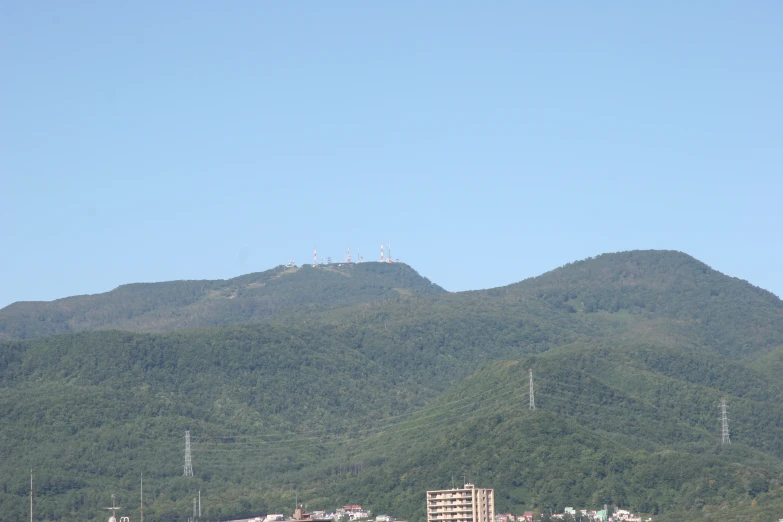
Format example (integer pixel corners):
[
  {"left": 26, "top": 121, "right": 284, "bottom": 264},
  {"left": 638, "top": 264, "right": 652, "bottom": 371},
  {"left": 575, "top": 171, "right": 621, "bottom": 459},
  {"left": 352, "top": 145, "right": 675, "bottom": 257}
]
[
  {"left": 529, "top": 369, "right": 535, "bottom": 410},
  {"left": 720, "top": 399, "right": 730, "bottom": 444},
  {"left": 184, "top": 431, "right": 194, "bottom": 476}
]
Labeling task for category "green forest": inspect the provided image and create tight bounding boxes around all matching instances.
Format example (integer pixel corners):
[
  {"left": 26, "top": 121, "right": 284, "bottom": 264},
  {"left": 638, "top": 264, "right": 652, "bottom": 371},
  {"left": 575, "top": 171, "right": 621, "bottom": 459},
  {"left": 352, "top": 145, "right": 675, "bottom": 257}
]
[{"left": 0, "top": 251, "right": 781, "bottom": 521}]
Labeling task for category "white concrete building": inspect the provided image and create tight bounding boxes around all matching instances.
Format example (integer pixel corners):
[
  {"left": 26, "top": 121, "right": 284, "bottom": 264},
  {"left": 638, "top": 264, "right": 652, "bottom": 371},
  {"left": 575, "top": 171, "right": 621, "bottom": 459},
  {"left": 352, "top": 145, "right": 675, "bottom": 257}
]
[{"left": 426, "top": 483, "right": 494, "bottom": 522}]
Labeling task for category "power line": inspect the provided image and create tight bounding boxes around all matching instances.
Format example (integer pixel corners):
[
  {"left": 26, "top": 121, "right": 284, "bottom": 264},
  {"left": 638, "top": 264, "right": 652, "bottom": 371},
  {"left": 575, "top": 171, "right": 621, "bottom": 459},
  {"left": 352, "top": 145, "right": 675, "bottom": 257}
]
[
  {"left": 192, "top": 398, "right": 533, "bottom": 471},
  {"left": 192, "top": 385, "right": 524, "bottom": 456},
  {"left": 188, "top": 386, "right": 528, "bottom": 462},
  {"left": 189, "top": 379, "right": 526, "bottom": 447}
]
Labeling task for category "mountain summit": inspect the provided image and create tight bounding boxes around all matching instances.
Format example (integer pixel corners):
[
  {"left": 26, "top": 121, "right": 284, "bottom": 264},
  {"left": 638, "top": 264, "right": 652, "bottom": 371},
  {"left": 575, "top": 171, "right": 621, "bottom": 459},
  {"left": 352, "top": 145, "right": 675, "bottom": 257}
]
[
  {"left": 0, "top": 262, "right": 443, "bottom": 340},
  {"left": 1, "top": 250, "right": 782, "bottom": 521}
]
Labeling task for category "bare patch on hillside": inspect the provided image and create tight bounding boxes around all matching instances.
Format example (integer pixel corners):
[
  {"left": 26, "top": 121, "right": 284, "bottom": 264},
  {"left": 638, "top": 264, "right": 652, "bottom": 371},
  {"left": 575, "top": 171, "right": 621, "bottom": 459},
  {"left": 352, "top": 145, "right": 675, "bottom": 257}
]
[{"left": 321, "top": 266, "right": 352, "bottom": 277}]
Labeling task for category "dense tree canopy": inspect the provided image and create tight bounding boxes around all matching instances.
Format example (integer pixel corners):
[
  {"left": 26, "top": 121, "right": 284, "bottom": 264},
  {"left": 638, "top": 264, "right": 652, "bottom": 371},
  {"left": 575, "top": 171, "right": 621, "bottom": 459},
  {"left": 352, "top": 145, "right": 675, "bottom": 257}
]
[{"left": 1, "top": 251, "right": 782, "bottom": 521}]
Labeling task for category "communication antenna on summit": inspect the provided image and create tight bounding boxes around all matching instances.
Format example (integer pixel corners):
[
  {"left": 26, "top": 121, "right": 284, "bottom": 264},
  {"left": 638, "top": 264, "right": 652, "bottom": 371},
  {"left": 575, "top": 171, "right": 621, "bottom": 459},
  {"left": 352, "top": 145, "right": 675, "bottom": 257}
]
[
  {"left": 380, "top": 243, "right": 384, "bottom": 263},
  {"left": 184, "top": 431, "right": 194, "bottom": 477},
  {"left": 529, "top": 369, "right": 535, "bottom": 410},
  {"left": 313, "top": 247, "right": 317, "bottom": 267},
  {"left": 387, "top": 242, "right": 392, "bottom": 263},
  {"left": 720, "top": 399, "right": 730, "bottom": 444},
  {"left": 346, "top": 247, "right": 351, "bottom": 263}
]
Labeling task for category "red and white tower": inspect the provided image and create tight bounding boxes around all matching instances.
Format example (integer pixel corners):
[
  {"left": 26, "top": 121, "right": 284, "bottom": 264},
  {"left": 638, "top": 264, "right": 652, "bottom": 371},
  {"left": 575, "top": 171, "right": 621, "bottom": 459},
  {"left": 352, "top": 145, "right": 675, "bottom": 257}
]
[
  {"left": 380, "top": 244, "right": 384, "bottom": 263},
  {"left": 387, "top": 243, "right": 392, "bottom": 263},
  {"left": 346, "top": 247, "right": 351, "bottom": 263}
]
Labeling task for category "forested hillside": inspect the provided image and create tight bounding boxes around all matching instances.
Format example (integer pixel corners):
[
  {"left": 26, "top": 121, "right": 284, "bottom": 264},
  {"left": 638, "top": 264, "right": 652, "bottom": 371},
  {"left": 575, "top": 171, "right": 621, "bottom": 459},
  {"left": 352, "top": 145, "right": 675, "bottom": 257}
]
[
  {"left": 324, "top": 349, "right": 783, "bottom": 522},
  {"left": 1, "top": 250, "right": 781, "bottom": 521},
  {"left": 0, "top": 262, "right": 443, "bottom": 340},
  {"left": 504, "top": 250, "right": 783, "bottom": 358}
]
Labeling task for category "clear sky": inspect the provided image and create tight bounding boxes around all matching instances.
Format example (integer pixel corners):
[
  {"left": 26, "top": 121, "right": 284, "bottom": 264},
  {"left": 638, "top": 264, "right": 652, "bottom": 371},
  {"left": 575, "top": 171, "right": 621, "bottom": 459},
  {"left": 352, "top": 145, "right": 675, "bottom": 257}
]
[{"left": 2, "top": 2, "right": 782, "bottom": 308}]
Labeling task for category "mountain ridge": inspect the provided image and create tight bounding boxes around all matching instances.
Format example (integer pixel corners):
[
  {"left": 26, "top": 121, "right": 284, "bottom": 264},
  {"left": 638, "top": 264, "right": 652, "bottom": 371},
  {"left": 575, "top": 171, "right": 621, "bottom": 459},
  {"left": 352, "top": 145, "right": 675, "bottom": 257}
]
[
  {"left": 1, "top": 249, "right": 782, "bottom": 520},
  {"left": 0, "top": 262, "right": 444, "bottom": 340}
]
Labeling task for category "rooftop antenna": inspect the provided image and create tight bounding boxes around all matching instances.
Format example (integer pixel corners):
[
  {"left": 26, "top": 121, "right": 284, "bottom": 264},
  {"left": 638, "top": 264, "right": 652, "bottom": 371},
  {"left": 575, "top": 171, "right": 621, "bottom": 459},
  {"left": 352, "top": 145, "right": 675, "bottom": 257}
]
[
  {"left": 529, "top": 369, "right": 535, "bottom": 410},
  {"left": 721, "top": 398, "right": 730, "bottom": 444},
  {"left": 380, "top": 243, "right": 384, "bottom": 263},
  {"left": 184, "top": 430, "right": 194, "bottom": 477},
  {"left": 104, "top": 494, "right": 120, "bottom": 522}
]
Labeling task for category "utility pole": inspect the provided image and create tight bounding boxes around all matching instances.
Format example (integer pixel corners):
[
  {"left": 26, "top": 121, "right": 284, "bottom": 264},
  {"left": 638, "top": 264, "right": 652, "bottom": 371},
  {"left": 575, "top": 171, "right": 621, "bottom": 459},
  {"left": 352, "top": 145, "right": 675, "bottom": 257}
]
[
  {"left": 184, "top": 431, "right": 194, "bottom": 477},
  {"left": 529, "top": 369, "right": 535, "bottom": 410},
  {"left": 140, "top": 473, "right": 144, "bottom": 522},
  {"left": 199, "top": 490, "right": 201, "bottom": 519},
  {"left": 30, "top": 469, "right": 33, "bottom": 522},
  {"left": 721, "top": 399, "right": 731, "bottom": 444},
  {"left": 193, "top": 497, "right": 197, "bottom": 521}
]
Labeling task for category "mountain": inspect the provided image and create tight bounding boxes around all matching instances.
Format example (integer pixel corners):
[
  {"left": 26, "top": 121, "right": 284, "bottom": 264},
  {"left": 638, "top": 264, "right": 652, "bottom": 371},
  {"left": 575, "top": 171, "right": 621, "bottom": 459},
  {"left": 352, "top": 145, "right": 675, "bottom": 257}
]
[
  {"left": 1, "top": 250, "right": 782, "bottom": 521},
  {"left": 0, "top": 262, "right": 444, "bottom": 340},
  {"left": 4, "top": 251, "right": 781, "bottom": 361},
  {"left": 504, "top": 250, "right": 783, "bottom": 358},
  {"left": 324, "top": 346, "right": 783, "bottom": 521}
]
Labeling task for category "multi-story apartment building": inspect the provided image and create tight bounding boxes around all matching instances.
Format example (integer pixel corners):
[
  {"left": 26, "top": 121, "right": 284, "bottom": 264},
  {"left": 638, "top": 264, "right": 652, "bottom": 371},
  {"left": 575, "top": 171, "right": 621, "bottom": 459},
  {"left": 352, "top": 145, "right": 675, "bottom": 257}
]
[{"left": 426, "top": 483, "right": 494, "bottom": 522}]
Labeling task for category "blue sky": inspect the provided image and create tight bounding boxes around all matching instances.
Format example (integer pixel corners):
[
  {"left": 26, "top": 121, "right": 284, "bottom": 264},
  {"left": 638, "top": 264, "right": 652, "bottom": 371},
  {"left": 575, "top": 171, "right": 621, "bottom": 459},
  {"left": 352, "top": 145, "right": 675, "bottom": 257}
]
[{"left": 2, "top": 2, "right": 782, "bottom": 308}]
